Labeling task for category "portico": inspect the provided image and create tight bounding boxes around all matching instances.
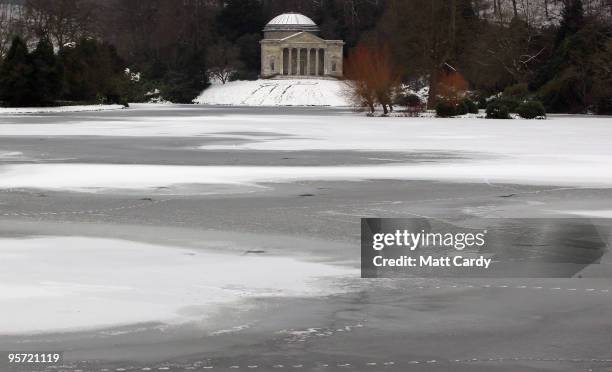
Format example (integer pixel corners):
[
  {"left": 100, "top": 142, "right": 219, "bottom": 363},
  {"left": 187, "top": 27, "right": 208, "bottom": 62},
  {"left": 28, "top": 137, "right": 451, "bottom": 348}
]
[{"left": 260, "top": 13, "right": 344, "bottom": 79}]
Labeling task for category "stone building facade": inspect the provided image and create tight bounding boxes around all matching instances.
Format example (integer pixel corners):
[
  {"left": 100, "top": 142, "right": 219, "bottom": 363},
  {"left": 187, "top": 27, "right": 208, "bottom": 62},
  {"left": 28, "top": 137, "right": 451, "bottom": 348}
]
[{"left": 260, "top": 13, "right": 344, "bottom": 79}]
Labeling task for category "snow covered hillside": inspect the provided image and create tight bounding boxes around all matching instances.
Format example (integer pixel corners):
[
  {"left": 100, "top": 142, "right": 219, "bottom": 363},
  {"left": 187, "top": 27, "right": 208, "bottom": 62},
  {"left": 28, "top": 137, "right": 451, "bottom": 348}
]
[{"left": 194, "top": 79, "right": 351, "bottom": 107}]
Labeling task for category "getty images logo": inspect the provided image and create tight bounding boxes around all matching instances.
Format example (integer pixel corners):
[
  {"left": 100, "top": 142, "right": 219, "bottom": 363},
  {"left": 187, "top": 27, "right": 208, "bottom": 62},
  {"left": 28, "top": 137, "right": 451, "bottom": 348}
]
[
  {"left": 361, "top": 219, "right": 495, "bottom": 277},
  {"left": 371, "top": 229, "right": 488, "bottom": 251}
]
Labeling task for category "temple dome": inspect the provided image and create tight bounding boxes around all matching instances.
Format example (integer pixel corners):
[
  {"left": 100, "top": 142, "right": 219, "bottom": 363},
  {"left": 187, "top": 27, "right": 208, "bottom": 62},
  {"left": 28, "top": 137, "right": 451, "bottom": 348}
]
[
  {"left": 264, "top": 13, "right": 320, "bottom": 33},
  {"left": 268, "top": 13, "right": 316, "bottom": 26}
]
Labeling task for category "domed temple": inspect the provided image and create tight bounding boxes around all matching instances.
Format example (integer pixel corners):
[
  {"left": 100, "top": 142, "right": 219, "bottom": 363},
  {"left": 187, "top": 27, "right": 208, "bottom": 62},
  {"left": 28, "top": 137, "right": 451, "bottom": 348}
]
[{"left": 260, "top": 13, "right": 344, "bottom": 79}]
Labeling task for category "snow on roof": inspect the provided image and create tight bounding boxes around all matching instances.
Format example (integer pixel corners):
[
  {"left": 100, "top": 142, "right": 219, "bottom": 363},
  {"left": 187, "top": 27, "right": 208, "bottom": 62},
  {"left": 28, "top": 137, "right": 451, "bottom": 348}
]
[
  {"left": 267, "top": 13, "right": 316, "bottom": 26},
  {"left": 263, "top": 13, "right": 320, "bottom": 34}
]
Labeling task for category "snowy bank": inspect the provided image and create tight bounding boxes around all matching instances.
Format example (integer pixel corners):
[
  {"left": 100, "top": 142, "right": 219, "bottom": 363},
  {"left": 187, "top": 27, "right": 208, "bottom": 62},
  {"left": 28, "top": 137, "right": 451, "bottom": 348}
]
[
  {"left": 0, "top": 104, "right": 125, "bottom": 115},
  {"left": 1, "top": 161, "right": 611, "bottom": 191},
  {"left": 194, "top": 79, "right": 351, "bottom": 106},
  {"left": 0, "top": 236, "right": 355, "bottom": 334}
]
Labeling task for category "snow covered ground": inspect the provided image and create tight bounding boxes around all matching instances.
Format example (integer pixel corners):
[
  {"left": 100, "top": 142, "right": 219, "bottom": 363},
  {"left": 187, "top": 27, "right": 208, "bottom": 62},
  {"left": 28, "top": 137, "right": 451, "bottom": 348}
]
[
  {"left": 0, "top": 236, "right": 354, "bottom": 334},
  {"left": 1, "top": 107, "right": 610, "bottom": 189},
  {"left": 1, "top": 160, "right": 611, "bottom": 191},
  {"left": 560, "top": 210, "right": 612, "bottom": 218},
  {"left": 0, "top": 104, "right": 125, "bottom": 114},
  {"left": 0, "top": 151, "right": 22, "bottom": 159},
  {"left": 194, "top": 79, "right": 351, "bottom": 106}
]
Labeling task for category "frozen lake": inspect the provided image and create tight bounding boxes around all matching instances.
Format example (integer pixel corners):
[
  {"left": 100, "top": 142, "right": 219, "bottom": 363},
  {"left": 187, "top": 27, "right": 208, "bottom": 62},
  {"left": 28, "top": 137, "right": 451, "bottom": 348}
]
[{"left": 0, "top": 105, "right": 611, "bottom": 371}]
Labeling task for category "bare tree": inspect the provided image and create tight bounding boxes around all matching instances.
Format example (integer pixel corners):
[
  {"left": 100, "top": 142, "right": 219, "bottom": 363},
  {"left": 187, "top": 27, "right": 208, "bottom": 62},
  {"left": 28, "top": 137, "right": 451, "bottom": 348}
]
[
  {"left": 382, "top": 0, "right": 470, "bottom": 108},
  {"left": 345, "top": 42, "right": 400, "bottom": 114},
  {"left": 24, "top": 0, "right": 95, "bottom": 46},
  {"left": 437, "top": 66, "right": 469, "bottom": 104},
  {"left": 206, "top": 39, "right": 244, "bottom": 84},
  {"left": 0, "top": 1, "right": 26, "bottom": 57}
]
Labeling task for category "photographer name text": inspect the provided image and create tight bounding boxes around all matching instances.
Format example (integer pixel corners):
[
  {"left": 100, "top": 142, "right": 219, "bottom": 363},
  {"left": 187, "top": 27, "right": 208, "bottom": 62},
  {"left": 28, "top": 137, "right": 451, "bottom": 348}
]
[
  {"left": 371, "top": 229, "right": 491, "bottom": 269},
  {"left": 373, "top": 255, "right": 491, "bottom": 268}
]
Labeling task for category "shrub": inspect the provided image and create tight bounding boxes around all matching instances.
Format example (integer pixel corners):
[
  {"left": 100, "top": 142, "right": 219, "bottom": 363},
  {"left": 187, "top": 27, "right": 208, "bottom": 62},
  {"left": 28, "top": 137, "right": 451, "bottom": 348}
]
[
  {"left": 517, "top": 101, "right": 546, "bottom": 119},
  {"left": 436, "top": 100, "right": 456, "bottom": 117},
  {"left": 161, "top": 70, "right": 209, "bottom": 103},
  {"left": 596, "top": 96, "right": 612, "bottom": 115},
  {"left": 477, "top": 96, "right": 488, "bottom": 109},
  {"left": 496, "top": 97, "right": 521, "bottom": 112},
  {"left": 486, "top": 101, "right": 511, "bottom": 119},
  {"left": 538, "top": 75, "right": 580, "bottom": 113},
  {"left": 455, "top": 100, "right": 469, "bottom": 115},
  {"left": 455, "top": 99, "right": 478, "bottom": 115},
  {"left": 397, "top": 93, "right": 424, "bottom": 115},
  {"left": 230, "top": 69, "right": 259, "bottom": 81},
  {"left": 396, "top": 93, "right": 423, "bottom": 108},
  {"left": 465, "top": 99, "right": 478, "bottom": 114},
  {"left": 503, "top": 83, "right": 529, "bottom": 99}
]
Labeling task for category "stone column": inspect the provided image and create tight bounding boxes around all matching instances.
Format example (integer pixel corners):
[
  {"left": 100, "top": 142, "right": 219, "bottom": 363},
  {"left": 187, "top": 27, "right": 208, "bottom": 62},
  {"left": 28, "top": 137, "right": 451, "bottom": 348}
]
[
  {"left": 298, "top": 49, "right": 303, "bottom": 75},
  {"left": 315, "top": 49, "right": 319, "bottom": 76},
  {"left": 289, "top": 48, "right": 293, "bottom": 75},
  {"left": 321, "top": 49, "right": 325, "bottom": 76},
  {"left": 306, "top": 49, "right": 310, "bottom": 76}
]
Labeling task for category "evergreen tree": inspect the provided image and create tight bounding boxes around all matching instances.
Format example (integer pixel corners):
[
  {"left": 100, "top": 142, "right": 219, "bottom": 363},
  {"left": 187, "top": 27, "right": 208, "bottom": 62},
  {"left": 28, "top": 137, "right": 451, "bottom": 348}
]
[
  {"left": 533, "top": 0, "right": 611, "bottom": 113},
  {"left": 538, "top": 23, "right": 611, "bottom": 113},
  {"left": 217, "top": 0, "right": 264, "bottom": 41},
  {"left": 315, "top": 0, "right": 343, "bottom": 42},
  {"left": 235, "top": 33, "right": 261, "bottom": 77},
  {"left": 160, "top": 70, "right": 202, "bottom": 104},
  {"left": 556, "top": 0, "right": 585, "bottom": 47},
  {"left": 30, "top": 37, "right": 63, "bottom": 105},
  {"left": 59, "top": 40, "right": 96, "bottom": 101},
  {"left": 60, "top": 39, "right": 126, "bottom": 103},
  {"left": 161, "top": 44, "right": 210, "bottom": 103},
  {"left": 531, "top": 0, "right": 585, "bottom": 93},
  {"left": 0, "top": 36, "right": 35, "bottom": 107}
]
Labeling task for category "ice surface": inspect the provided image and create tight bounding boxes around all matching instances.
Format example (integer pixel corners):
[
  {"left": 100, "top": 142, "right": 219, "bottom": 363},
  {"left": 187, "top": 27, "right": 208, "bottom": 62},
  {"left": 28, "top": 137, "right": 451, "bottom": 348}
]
[
  {"left": 0, "top": 237, "right": 355, "bottom": 334},
  {"left": 0, "top": 160, "right": 611, "bottom": 191},
  {"left": 0, "top": 151, "right": 22, "bottom": 159},
  {"left": 1, "top": 108, "right": 608, "bottom": 159},
  {"left": 559, "top": 210, "right": 612, "bottom": 218},
  {"left": 0, "top": 104, "right": 125, "bottom": 114},
  {"left": 1, "top": 110, "right": 611, "bottom": 189}
]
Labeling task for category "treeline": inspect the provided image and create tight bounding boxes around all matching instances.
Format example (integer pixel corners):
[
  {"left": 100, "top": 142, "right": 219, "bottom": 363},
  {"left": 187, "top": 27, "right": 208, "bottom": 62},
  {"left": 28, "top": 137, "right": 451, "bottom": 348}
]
[
  {"left": 0, "top": 0, "right": 385, "bottom": 106},
  {"left": 0, "top": 35, "right": 129, "bottom": 106},
  {"left": 0, "top": 0, "right": 610, "bottom": 113},
  {"left": 352, "top": 0, "right": 611, "bottom": 114}
]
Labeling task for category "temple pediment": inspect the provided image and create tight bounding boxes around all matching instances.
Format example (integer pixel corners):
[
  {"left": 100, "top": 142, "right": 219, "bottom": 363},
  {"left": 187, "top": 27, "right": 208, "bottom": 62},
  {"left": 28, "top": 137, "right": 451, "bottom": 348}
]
[
  {"left": 280, "top": 32, "right": 326, "bottom": 44},
  {"left": 261, "top": 13, "right": 344, "bottom": 79}
]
